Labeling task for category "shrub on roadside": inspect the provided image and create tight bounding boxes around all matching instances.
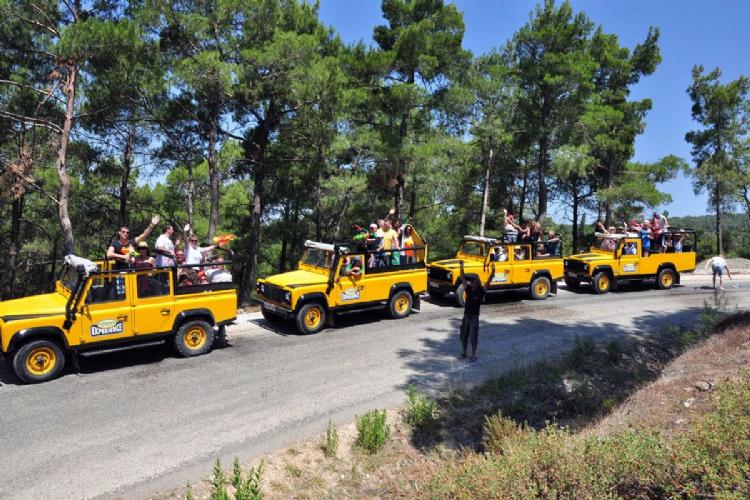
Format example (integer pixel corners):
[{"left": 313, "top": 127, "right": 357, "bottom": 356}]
[
  {"left": 232, "top": 457, "right": 264, "bottom": 500},
  {"left": 355, "top": 409, "right": 390, "bottom": 454},
  {"left": 404, "top": 384, "right": 438, "bottom": 430},
  {"left": 429, "top": 376, "right": 750, "bottom": 498},
  {"left": 322, "top": 420, "right": 339, "bottom": 458}
]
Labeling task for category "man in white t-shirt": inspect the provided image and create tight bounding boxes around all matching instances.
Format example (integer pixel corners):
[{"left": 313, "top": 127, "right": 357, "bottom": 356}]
[
  {"left": 185, "top": 234, "right": 216, "bottom": 266},
  {"left": 705, "top": 255, "right": 731, "bottom": 290},
  {"left": 206, "top": 257, "right": 233, "bottom": 283},
  {"left": 154, "top": 224, "right": 180, "bottom": 267}
]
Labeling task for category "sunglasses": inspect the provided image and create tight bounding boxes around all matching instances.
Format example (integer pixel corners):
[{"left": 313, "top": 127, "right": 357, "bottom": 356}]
[{"left": 120, "top": 230, "right": 129, "bottom": 234}]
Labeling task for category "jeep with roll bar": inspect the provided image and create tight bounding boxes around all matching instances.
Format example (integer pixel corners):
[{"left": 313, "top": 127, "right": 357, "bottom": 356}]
[
  {"left": 0, "top": 249, "right": 237, "bottom": 383},
  {"left": 426, "top": 236, "right": 564, "bottom": 306},
  {"left": 256, "top": 228, "right": 428, "bottom": 335},
  {"left": 563, "top": 229, "right": 697, "bottom": 294}
]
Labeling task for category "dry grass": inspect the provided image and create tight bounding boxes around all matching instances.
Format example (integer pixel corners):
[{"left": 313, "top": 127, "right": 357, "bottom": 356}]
[{"left": 158, "top": 311, "right": 750, "bottom": 499}]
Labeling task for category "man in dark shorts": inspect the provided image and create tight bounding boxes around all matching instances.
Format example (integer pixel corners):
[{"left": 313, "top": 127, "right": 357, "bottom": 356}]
[{"left": 458, "top": 260, "right": 496, "bottom": 362}]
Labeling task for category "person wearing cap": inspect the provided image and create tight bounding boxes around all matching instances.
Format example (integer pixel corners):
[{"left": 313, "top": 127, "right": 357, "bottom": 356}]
[{"left": 133, "top": 241, "right": 155, "bottom": 269}]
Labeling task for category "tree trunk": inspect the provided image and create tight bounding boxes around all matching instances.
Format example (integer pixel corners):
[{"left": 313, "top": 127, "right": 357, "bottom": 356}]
[
  {"left": 4, "top": 195, "right": 24, "bottom": 299},
  {"left": 57, "top": 63, "right": 78, "bottom": 255},
  {"left": 536, "top": 135, "right": 549, "bottom": 221},
  {"left": 479, "top": 142, "right": 494, "bottom": 236},
  {"left": 239, "top": 105, "right": 278, "bottom": 305},
  {"left": 572, "top": 192, "right": 579, "bottom": 254},
  {"left": 716, "top": 182, "right": 723, "bottom": 255},
  {"left": 186, "top": 163, "right": 195, "bottom": 229},
  {"left": 314, "top": 143, "right": 324, "bottom": 241},
  {"left": 48, "top": 237, "right": 59, "bottom": 292},
  {"left": 519, "top": 171, "right": 528, "bottom": 221},
  {"left": 118, "top": 125, "right": 137, "bottom": 227},
  {"left": 207, "top": 107, "right": 220, "bottom": 241},
  {"left": 394, "top": 172, "right": 405, "bottom": 220}
]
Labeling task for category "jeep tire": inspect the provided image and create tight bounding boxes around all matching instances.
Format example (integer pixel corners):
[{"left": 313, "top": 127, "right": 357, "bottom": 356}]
[
  {"left": 564, "top": 276, "right": 580, "bottom": 289},
  {"left": 454, "top": 282, "right": 467, "bottom": 307},
  {"left": 592, "top": 271, "right": 611, "bottom": 295},
  {"left": 657, "top": 268, "right": 675, "bottom": 290},
  {"left": 174, "top": 320, "right": 215, "bottom": 357},
  {"left": 296, "top": 302, "right": 326, "bottom": 335},
  {"left": 13, "top": 339, "right": 66, "bottom": 384},
  {"left": 530, "top": 276, "right": 551, "bottom": 300},
  {"left": 389, "top": 290, "right": 413, "bottom": 319}
]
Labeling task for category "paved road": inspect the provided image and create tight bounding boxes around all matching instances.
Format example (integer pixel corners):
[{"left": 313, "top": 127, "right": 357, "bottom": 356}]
[{"left": 1, "top": 275, "right": 749, "bottom": 499}]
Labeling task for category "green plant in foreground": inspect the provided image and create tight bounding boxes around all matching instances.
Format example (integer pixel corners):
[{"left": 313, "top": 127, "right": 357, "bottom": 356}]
[
  {"left": 232, "top": 457, "right": 264, "bottom": 500},
  {"left": 322, "top": 419, "right": 339, "bottom": 458},
  {"left": 210, "top": 458, "right": 229, "bottom": 500},
  {"left": 355, "top": 409, "right": 390, "bottom": 454},
  {"left": 569, "top": 335, "right": 596, "bottom": 367},
  {"left": 185, "top": 481, "right": 195, "bottom": 500},
  {"left": 404, "top": 384, "right": 438, "bottom": 430}
]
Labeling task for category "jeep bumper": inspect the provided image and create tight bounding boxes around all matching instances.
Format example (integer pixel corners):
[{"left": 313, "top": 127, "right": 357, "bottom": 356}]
[
  {"left": 427, "top": 279, "right": 454, "bottom": 294},
  {"left": 260, "top": 300, "right": 294, "bottom": 319}
]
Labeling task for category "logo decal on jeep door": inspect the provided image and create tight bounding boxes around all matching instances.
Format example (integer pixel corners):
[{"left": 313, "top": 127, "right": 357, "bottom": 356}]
[
  {"left": 341, "top": 288, "right": 360, "bottom": 301},
  {"left": 91, "top": 319, "right": 124, "bottom": 337}
]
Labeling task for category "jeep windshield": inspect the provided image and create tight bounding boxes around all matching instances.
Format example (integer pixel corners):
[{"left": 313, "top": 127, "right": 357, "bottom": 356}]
[
  {"left": 593, "top": 236, "right": 618, "bottom": 253},
  {"left": 300, "top": 248, "right": 335, "bottom": 272},
  {"left": 457, "top": 241, "right": 487, "bottom": 259},
  {"left": 59, "top": 264, "right": 80, "bottom": 292}
]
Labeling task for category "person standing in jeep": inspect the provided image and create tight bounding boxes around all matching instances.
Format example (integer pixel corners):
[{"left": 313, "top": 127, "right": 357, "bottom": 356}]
[
  {"left": 107, "top": 215, "right": 161, "bottom": 270},
  {"left": 458, "top": 260, "right": 496, "bottom": 362}
]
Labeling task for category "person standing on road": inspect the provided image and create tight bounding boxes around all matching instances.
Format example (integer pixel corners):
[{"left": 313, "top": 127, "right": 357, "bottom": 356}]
[
  {"left": 705, "top": 255, "right": 732, "bottom": 290},
  {"left": 457, "top": 260, "right": 496, "bottom": 363}
]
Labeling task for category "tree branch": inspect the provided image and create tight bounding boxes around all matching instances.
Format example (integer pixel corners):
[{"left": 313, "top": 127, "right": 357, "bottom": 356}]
[
  {"left": 0, "top": 110, "right": 62, "bottom": 134},
  {"left": 0, "top": 79, "right": 65, "bottom": 104}
]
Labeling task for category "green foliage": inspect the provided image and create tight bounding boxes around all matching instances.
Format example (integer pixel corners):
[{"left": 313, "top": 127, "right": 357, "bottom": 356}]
[
  {"left": 568, "top": 335, "right": 596, "bottom": 367},
  {"left": 185, "top": 481, "right": 194, "bottom": 500},
  {"left": 322, "top": 420, "right": 339, "bottom": 458},
  {"left": 355, "top": 409, "right": 390, "bottom": 454},
  {"left": 210, "top": 458, "right": 230, "bottom": 500},
  {"left": 231, "top": 458, "right": 264, "bottom": 500},
  {"left": 403, "top": 384, "right": 438, "bottom": 431},
  {"left": 430, "top": 375, "right": 750, "bottom": 498}
]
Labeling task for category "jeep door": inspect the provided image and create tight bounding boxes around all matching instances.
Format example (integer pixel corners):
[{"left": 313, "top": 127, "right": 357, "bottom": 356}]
[
  {"left": 78, "top": 272, "right": 134, "bottom": 344},
  {"left": 132, "top": 268, "right": 175, "bottom": 335},
  {"left": 334, "top": 254, "right": 372, "bottom": 307},
  {"left": 618, "top": 240, "right": 640, "bottom": 276},
  {"left": 509, "top": 244, "right": 534, "bottom": 284},
  {"left": 488, "top": 245, "right": 512, "bottom": 287}
]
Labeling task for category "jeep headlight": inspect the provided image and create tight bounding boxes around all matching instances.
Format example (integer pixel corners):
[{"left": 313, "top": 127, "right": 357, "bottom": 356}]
[
  {"left": 284, "top": 291, "right": 291, "bottom": 304},
  {"left": 583, "top": 264, "right": 589, "bottom": 271},
  {"left": 564, "top": 259, "right": 568, "bottom": 266},
  {"left": 446, "top": 271, "right": 452, "bottom": 281}
]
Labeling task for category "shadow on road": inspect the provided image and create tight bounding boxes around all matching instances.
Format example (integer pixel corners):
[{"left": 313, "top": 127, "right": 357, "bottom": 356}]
[{"left": 395, "top": 296, "right": 729, "bottom": 451}]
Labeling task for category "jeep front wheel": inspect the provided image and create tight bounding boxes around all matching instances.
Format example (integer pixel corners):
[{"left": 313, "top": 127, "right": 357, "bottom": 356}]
[
  {"left": 530, "top": 276, "right": 551, "bottom": 300},
  {"left": 13, "top": 339, "right": 65, "bottom": 384},
  {"left": 389, "top": 290, "right": 413, "bottom": 319},
  {"left": 454, "top": 283, "right": 467, "bottom": 307},
  {"left": 657, "top": 268, "right": 675, "bottom": 290},
  {"left": 592, "top": 272, "right": 611, "bottom": 294},
  {"left": 174, "top": 320, "right": 215, "bottom": 357},
  {"left": 296, "top": 303, "right": 326, "bottom": 335}
]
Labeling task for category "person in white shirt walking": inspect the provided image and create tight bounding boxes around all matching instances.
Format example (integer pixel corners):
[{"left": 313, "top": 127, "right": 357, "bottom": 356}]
[{"left": 705, "top": 255, "right": 732, "bottom": 290}]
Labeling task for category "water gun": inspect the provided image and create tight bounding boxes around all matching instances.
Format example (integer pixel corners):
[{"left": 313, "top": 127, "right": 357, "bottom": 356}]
[
  {"left": 213, "top": 234, "right": 237, "bottom": 246},
  {"left": 120, "top": 246, "right": 139, "bottom": 258},
  {"left": 352, "top": 225, "right": 372, "bottom": 241}
]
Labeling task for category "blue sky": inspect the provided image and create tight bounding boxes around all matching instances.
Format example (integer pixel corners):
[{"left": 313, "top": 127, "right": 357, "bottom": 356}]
[{"left": 318, "top": 0, "right": 750, "bottom": 217}]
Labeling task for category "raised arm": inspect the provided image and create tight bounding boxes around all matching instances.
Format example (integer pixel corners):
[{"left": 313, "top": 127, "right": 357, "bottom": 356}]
[{"left": 134, "top": 215, "right": 160, "bottom": 245}]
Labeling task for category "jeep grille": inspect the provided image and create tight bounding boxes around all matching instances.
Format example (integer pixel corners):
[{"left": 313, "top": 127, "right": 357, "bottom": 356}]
[
  {"left": 262, "top": 283, "right": 287, "bottom": 303},
  {"left": 428, "top": 267, "right": 451, "bottom": 282},
  {"left": 566, "top": 260, "right": 588, "bottom": 273}
]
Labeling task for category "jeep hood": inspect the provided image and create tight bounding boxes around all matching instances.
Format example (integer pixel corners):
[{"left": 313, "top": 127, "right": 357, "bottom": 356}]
[
  {"left": 0, "top": 292, "right": 68, "bottom": 322},
  {"left": 262, "top": 269, "right": 329, "bottom": 288},
  {"left": 431, "top": 258, "right": 483, "bottom": 269},
  {"left": 568, "top": 253, "right": 612, "bottom": 263}
]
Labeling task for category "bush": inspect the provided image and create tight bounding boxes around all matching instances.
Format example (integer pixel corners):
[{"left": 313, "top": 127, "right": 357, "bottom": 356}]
[
  {"left": 322, "top": 420, "right": 339, "bottom": 458},
  {"left": 429, "top": 376, "right": 750, "bottom": 498},
  {"left": 404, "top": 385, "right": 438, "bottom": 430},
  {"left": 355, "top": 409, "right": 390, "bottom": 454},
  {"left": 232, "top": 457, "right": 264, "bottom": 500},
  {"left": 569, "top": 335, "right": 596, "bottom": 367}
]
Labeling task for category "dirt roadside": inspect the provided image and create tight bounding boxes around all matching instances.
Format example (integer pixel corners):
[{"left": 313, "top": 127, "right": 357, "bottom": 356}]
[{"left": 150, "top": 310, "right": 750, "bottom": 499}]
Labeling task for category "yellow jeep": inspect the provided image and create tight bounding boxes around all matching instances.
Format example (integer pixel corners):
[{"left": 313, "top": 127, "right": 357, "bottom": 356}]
[
  {"left": 426, "top": 236, "right": 564, "bottom": 306},
  {"left": 563, "top": 229, "right": 697, "bottom": 294},
  {"left": 0, "top": 258, "right": 237, "bottom": 383},
  {"left": 256, "top": 229, "right": 428, "bottom": 335}
]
